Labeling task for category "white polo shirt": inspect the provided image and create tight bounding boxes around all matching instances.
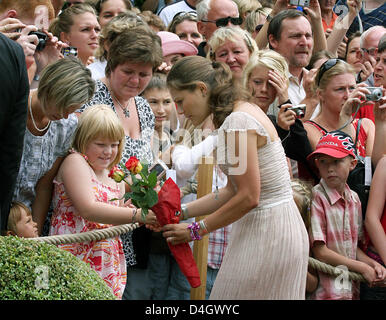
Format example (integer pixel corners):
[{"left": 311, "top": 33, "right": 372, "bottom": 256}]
[{"left": 158, "top": 0, "right": 196, "bottom": 28}]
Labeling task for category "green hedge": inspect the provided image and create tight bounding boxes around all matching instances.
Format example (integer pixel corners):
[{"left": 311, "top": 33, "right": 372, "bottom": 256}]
[{"left": 0, "top": 236, "right": 116, "bottom": 300}]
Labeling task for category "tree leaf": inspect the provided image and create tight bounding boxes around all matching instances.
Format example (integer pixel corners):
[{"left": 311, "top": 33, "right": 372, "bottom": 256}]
[
  {"left": 128, "top": 192, "right": 144, "bottom": 202},
  {"left": 142, "top": 163, "right": 149, "bottom": 174}
]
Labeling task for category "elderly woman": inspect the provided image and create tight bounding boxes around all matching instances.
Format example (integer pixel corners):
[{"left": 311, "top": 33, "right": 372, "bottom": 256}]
[
  {"left": 77, "top": 25, "right": 163, "bottom": 300},
  {"left": 49, "top": 3, "right": 101, "bottom": 65},
  {"left": 13, "top": 57, "right": 95, "bottom": 234},
  {"left": 207, "top": 26, "right": 258, "bottom": 81}
]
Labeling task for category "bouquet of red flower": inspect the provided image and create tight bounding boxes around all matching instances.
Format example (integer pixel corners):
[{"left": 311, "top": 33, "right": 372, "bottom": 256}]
[
  {"left": 109, "top": 156, "right": 158, "bottom": 222},
  {"left": 109, "top": 156, "right": 201, "bottom": 288}
]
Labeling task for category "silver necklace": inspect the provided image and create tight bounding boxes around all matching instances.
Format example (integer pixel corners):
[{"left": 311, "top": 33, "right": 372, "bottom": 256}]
[
  {"left": 29, "top": 91, "right": 51, "bottom": 132},
  {"left": 110, "top": 89, "right": 130, "bottom": 118}
]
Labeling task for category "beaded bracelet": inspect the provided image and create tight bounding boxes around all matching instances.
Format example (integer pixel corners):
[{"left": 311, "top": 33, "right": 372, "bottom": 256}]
[{"left": 187, "top": 222, "right": 202, "bottom": 241}]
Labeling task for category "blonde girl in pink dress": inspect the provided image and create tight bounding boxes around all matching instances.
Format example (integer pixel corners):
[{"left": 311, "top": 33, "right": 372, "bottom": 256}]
[{"left": 49, "top": 105, "right": 158, "bottom": 299}]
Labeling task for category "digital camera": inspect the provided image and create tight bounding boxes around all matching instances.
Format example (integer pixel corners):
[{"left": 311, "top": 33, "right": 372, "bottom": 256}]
[
  {"left": 28, "top": 30, "right": 47, "bottom": 51},
  {"left": 289, "top": 0, "right": 310, "bottom": 7},
  {"left": 287, "top": 104, "right": 306, "bottom": 119},
  {"left": 365, "top": 87, "right": 383, "bottom": 102},
  {"left": 149, "top": 159, "right": 169, "bottom": 180},
  {"left": 61, "top": 46, "right": 78, "bottom": 57}
]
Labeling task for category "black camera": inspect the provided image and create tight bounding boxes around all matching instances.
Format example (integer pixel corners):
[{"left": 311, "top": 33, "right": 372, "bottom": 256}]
[
  {"left": 61, "top": 46, "right": 78, "bottom": 57},
  {"left": 287, "top": 104, "right": 306, "bottom": 119},
  {"left": 365, "top": 87, "right": 383, "bottom": 102},
  {"left": 28, "top": 31, "right": 47, "bottom": 51}
]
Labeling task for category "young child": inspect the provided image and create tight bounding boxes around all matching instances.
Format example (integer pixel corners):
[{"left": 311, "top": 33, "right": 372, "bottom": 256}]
[
  {"left": 141, "top": 72, "right": 177, "bottom": 164},
  {"left": 307, "top": 131, "right": 386, "bottom": 300},
  {"left": 132, "top": 74, "right": 178, "bottom": 299},
  {"left": 49, "top": 104, "right": 158, "bottom": 299},
  {"left": 5, "top": 201, "right": 38, "bottom": 238},
  {"left": 291, "top": 179, "right": 319, "bottom": 295}
]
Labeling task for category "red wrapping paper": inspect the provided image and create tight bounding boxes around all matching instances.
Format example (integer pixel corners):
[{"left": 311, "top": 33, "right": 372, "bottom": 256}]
[{"left": 151, "top": 178, "right": 201, "bottom": 288}]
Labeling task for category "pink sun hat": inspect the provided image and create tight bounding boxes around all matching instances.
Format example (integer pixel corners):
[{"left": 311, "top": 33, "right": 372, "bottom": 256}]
[{"left": 157, "top": 31, "right": 198, "bottom": 57}]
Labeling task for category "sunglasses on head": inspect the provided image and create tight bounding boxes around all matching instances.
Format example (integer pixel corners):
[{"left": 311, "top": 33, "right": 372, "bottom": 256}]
[
  {"left": 255, "top": 24, "right": 263, "bottom": 32},
  {"left": 61, "top": 1, "right": 83, "bottom": 11},
  {"left": 201, "top": 16, "right": 243, "bottom": 28},
  {"left": 172, "top": 11, "right": 198, "bottom": 20},
  {"left": 316, "top": 58, "right": 341, "bottom": 86}
]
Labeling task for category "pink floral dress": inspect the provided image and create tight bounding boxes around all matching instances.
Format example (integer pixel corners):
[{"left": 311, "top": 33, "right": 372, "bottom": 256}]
[{"left": 49, "top": 162, "right": 126, "bottom": 299}]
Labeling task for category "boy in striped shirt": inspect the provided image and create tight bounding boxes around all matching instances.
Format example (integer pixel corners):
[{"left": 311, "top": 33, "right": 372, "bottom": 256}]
[{"left": 307, "top": 131, "right": 386, "bottom": 299}]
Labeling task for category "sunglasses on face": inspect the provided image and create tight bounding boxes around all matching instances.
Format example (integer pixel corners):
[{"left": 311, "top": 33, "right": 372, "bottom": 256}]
[
  {"left": 201, "top": 16, "right": 243, "bottom": 28},
  {"left": 316, "top": 58, "right": 340, "bottom": 86}
]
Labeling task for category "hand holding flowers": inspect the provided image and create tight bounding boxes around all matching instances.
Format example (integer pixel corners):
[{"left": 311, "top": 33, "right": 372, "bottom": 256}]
[{"left": 109, "top": 156, "right": 159, "bottom": 224}]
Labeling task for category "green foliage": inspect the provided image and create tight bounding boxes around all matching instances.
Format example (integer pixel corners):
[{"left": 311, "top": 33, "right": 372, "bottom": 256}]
[
  {"left": 115, "top": 159, "right": 159, "bottom": 222},
  {"left": 0, "top": 236, "right": 116, "bottom": 300}
]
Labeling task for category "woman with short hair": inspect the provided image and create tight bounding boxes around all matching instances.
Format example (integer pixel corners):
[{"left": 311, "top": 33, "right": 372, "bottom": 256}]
[{"left": 13, "top": 57, "right": 95, "bottom": 234}]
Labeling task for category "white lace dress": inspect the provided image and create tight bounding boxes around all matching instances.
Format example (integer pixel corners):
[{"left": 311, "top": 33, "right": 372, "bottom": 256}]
[{"left": 209, "top": 111, "right": 309, "bottom": 300}]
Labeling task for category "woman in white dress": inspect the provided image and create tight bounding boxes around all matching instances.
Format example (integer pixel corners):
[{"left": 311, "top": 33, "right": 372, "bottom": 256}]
[{"left": 162, "top": 56, "right": 309, "bottom": 299}]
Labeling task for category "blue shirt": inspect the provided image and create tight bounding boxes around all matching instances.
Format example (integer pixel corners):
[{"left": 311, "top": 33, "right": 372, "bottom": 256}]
[{"left": 334, "top": 0, "right": 386, "bottom": 35}]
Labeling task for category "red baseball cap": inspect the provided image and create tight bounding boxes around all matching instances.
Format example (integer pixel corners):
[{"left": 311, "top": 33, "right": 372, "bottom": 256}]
[{"left": 307, "top": 131, "right": 356, "bottom": 161}]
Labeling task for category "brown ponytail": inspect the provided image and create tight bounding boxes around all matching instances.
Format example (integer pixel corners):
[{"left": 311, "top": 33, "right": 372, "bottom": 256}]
[{"left": 167, "top": 56, "right": 250, "bottom": 128}]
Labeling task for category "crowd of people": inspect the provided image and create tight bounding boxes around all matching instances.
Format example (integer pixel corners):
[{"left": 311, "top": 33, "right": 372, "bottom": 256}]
[{"left": 0, "top": 0, "right": 385, "bottom": 300}]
